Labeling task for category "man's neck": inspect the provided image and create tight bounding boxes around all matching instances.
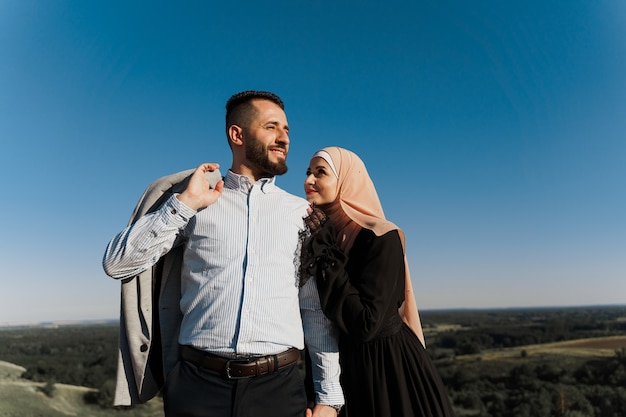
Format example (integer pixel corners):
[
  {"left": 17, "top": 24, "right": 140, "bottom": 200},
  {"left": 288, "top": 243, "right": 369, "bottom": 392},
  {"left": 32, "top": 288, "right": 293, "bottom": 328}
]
[{"left": 229, "top": 164, "right": 272, "bottom": 183}]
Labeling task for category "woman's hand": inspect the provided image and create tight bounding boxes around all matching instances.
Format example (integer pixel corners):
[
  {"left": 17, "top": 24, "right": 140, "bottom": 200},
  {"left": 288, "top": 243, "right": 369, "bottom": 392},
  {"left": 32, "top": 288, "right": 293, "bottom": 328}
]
[{"left": 304, "top": 204, "right": 327, "bottom": 235}]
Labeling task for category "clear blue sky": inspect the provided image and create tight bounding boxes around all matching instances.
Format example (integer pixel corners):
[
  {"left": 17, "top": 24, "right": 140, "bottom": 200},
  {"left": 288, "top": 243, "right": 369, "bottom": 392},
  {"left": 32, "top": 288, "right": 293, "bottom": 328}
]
[{"left": 1, "top": 1, "right": 625, "bottom": 324}]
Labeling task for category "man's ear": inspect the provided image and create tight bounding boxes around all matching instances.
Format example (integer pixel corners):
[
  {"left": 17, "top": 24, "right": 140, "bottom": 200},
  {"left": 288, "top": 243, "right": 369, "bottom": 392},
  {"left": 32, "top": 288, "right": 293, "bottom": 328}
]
[{"left": 228, "top": 125, "right": 244, "bottom": 147}]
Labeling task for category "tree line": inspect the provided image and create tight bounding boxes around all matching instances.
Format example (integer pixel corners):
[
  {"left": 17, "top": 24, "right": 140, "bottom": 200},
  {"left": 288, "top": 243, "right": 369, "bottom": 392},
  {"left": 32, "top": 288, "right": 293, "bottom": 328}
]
[{"left": 1, "top": 306, "right": 625, "bottom": 416}]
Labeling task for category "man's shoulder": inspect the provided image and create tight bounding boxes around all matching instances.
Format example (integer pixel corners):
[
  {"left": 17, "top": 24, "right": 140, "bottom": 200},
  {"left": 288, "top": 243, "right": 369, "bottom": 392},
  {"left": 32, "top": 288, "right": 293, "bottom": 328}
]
[
  {"left": 146, "top": 169, "right": 196, "bottom": 192},
  {"left": 147, "top": 168, "right": 222, "bottom": 195},
  {"left": 272, "top": 186, "right": 309, "bottom": 208},
  {"left": 129, "top": 168, "right": 199, "bottom": 223}
]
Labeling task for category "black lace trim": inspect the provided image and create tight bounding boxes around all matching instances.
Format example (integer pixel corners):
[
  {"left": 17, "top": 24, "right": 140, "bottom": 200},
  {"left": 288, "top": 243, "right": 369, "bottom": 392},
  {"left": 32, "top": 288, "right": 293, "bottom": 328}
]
[{"left": 298, "top": 227, "right": 312, "bottom": 287}]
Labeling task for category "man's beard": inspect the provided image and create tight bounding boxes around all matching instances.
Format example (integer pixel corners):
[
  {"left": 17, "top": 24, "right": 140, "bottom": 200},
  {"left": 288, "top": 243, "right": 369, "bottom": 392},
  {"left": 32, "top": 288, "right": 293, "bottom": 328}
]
[{"left": 245, "top": 139, "right": 288, "bottom": 177}]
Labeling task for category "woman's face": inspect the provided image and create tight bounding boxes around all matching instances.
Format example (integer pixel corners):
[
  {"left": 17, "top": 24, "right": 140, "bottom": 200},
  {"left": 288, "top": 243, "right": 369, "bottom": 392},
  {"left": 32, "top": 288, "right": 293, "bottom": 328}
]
[{"left": 304, "top": 156, "right": 338, "bottom": 205}]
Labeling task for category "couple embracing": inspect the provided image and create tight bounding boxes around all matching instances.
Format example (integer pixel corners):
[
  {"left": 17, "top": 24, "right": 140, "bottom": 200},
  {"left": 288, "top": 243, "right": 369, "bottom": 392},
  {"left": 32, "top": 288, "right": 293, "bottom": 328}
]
[{"left": 103, "top": 90, "right": 455, "bottom": 417}]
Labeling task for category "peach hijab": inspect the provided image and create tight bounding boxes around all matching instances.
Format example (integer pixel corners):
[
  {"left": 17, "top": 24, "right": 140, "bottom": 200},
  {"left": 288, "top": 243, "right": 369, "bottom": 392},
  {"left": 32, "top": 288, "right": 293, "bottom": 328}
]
[{"left": 312, "top": 147, "right": 425, "bottom": 346}]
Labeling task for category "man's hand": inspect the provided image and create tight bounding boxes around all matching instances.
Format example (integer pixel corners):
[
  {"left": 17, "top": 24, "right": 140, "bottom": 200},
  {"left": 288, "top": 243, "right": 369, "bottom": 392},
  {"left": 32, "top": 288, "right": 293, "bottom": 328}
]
[
  {"left": 177, "top": 163, "right": 224, "bottom": 211},
  {"left": 305, "top": 404, "right": 339, "bottom": 417}
]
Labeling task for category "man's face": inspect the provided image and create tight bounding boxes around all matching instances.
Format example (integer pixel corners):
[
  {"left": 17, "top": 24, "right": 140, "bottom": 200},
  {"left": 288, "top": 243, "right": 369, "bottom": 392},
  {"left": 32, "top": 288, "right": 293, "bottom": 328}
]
[{"left": 243, "top": 100, "right": 290, "bottom": 177}]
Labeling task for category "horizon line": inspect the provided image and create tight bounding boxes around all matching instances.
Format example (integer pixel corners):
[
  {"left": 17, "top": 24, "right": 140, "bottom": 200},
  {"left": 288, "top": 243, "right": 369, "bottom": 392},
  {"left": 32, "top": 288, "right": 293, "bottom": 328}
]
[{"left": 2, "top": 303, "right": 625, "bottom": 329}]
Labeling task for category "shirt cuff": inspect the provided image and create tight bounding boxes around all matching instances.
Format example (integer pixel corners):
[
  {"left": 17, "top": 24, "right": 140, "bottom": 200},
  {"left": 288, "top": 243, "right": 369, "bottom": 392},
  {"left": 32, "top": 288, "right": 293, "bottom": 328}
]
[{"left": 161, "top": 194, "right": 196, "bottom": 225}]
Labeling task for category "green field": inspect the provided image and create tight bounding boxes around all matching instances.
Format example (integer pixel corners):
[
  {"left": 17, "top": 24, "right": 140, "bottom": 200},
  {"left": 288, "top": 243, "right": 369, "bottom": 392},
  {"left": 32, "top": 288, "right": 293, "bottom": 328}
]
[{"left": 1, "top": 305, "right": 625, "bottom": 417}]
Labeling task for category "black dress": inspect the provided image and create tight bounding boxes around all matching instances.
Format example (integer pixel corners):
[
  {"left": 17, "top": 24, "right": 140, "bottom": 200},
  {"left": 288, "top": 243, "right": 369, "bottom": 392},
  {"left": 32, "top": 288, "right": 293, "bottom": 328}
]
[{"left": 307, "top": 225, "right": 455, "bottom": 417}]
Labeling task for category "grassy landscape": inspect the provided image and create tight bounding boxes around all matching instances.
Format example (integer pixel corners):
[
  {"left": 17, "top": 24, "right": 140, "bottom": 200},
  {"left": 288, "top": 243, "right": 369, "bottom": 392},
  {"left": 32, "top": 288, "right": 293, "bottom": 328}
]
[
  {"left": 0, "top": 360, "right": 162, "bottom": 417},
  {"left": 425, "top": 306, "right": 626, "bottom": 416},
  {"left": 1, "top": 305, "right": 625, "bottom": 416},
  {"left": 0, "top": 324, "right": 163, "bottom": 417}
]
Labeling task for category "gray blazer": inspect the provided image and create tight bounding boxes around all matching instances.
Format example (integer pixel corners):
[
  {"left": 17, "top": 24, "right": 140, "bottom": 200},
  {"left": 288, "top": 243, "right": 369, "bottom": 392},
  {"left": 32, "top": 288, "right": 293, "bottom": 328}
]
[{"left": 113, "top": 168, "right": 222, "bottom": 406}]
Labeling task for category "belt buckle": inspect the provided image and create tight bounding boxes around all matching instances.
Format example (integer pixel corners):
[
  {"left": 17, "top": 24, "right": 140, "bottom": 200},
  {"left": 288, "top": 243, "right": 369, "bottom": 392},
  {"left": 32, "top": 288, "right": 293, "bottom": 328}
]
[{"left": 224, "top": 358, "right": 252, "bottom": 380}]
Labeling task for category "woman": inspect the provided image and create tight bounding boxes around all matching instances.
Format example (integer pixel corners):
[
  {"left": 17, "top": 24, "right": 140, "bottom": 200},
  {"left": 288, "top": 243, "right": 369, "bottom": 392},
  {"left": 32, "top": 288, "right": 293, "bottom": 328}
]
[{"left": 302, "top": 147, "right": 455, "bottom": 417}]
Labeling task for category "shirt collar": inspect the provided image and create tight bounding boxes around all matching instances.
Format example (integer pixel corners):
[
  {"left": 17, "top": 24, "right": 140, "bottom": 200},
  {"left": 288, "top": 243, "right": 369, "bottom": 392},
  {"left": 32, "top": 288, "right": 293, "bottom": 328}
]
[{"left": 224, "top": 170, "right": 276, "bottom": 194}]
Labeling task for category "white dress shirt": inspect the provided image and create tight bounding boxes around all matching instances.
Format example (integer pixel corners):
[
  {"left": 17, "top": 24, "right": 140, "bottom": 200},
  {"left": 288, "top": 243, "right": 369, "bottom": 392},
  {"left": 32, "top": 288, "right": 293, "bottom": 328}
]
[{"left": 103, "top": 170, "right": 343, "bottom": 405}]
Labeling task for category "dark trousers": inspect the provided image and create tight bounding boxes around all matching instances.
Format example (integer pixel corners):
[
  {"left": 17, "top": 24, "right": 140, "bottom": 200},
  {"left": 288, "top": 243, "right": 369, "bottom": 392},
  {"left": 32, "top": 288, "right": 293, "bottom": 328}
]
[{"left": 163, "top": 358, "right": 307, "bottom": 417}]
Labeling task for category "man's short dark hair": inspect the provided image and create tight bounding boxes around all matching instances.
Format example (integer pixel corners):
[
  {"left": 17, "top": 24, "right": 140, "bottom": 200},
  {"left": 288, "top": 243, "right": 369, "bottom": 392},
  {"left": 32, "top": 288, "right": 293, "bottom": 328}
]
[{"left": 225, "top": 90, "right": 284, "bottom": 137}]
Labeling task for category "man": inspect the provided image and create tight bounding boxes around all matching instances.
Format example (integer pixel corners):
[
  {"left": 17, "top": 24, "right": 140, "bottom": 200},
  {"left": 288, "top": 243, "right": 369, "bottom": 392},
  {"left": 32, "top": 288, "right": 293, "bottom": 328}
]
[{"left": 103, "top": 91, "right": 344, "bottom": 417}]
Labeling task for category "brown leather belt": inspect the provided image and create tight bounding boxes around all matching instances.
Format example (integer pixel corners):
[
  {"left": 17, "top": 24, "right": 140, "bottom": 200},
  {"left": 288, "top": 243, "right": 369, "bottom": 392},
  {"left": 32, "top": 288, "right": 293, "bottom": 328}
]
[{"left": 180, "top": 345, "right": 301, "bottom": 379}]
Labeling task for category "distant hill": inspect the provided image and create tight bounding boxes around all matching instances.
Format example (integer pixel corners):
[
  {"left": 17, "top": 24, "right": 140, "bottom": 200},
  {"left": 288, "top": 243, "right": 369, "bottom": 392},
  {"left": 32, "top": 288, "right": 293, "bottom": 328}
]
[
  {"left": 0, "top": 319, "right": 118, "bottom": 330},
  {"left": 0, "top": 360, "right": 162, "bottom": 417}
]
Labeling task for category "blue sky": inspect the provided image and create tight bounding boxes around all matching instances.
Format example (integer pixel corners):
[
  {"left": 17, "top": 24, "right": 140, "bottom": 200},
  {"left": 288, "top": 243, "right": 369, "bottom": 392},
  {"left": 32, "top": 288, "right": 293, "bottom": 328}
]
[{"left": 1, "top": 1, "right": 625, "bottom": 324}]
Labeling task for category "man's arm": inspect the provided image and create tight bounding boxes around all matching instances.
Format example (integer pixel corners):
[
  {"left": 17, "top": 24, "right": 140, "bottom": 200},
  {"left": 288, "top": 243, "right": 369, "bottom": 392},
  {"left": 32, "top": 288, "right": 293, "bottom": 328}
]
[
  {"left": 103, "top": 163, "right": 224, "bottom": 279},
  {"left": 300, "top": 277, "right": 345, "bottom": 416},
  {"left": 102, "top": 195, "right": 196, "bottom": 279}
]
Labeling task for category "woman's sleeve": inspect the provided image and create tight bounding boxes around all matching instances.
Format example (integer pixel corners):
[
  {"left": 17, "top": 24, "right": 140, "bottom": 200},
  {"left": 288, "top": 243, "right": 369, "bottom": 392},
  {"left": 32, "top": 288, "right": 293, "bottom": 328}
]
[{"left": 306, "top": 224, "right": 405, "bottom": 343}]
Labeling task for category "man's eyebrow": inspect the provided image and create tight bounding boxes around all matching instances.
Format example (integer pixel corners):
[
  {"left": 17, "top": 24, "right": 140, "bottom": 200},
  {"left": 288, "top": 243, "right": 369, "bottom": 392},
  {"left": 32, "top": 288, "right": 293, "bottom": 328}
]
[{"left": 264, "top": 120, "right": 289, "bottom": 129}]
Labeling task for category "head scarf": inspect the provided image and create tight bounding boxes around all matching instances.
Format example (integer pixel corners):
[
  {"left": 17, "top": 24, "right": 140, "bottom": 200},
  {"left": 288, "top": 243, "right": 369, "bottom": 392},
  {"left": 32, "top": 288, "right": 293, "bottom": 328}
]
[
  {"left": 312, "top": 147, "right": 398, "bottom": 251},
  {"left": 311, "top": 146, "right": 425, "bottom": 345}
]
